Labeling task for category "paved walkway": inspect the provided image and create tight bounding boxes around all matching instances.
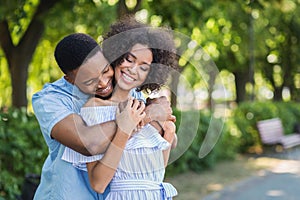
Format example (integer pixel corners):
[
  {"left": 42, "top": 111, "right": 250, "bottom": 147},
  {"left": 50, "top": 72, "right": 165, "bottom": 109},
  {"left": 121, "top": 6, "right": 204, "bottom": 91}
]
[{"left": 203, "top": 148, "right": 300, "bottom": 200}]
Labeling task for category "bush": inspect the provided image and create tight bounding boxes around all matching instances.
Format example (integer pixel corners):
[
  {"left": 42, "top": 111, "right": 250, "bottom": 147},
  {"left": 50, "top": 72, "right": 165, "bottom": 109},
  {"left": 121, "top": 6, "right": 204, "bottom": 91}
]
[
  {"left": 166, "top": 109, "right": 239, "bottom": 176},
  {"left": 0, "top": 107, "right": 47, "bottom": 200},
  {"left": 232, "top": 101, "right": 300, "bottom": 153}
]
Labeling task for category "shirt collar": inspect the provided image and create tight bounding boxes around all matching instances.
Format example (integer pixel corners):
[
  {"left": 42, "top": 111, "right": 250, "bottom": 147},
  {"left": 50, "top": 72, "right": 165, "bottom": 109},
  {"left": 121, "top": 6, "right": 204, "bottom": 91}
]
[{"left": 63, "top": 77, "right": 90, "bottom": 101}]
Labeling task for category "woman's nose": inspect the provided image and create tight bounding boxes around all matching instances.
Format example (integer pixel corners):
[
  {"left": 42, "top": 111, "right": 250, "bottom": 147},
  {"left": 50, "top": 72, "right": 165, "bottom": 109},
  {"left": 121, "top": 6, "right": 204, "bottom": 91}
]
[{"left": 127, "top": 65, "right": 137, "bottom": 75}]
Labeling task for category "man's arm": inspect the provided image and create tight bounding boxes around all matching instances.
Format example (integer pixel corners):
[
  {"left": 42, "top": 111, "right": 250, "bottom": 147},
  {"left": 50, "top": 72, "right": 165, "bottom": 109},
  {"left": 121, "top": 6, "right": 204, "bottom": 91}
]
[
  {"left": 51, "top": 114, "right": 117, "bottom": 156},
  {"left": 51, "top": 98, "right": 146, "bottom": 156},
  {"left": 144, "top": 96, "right": 176, "bottom": 124},
  {"left": 52, "top": 96, "right": 174, "bottom": 156}
]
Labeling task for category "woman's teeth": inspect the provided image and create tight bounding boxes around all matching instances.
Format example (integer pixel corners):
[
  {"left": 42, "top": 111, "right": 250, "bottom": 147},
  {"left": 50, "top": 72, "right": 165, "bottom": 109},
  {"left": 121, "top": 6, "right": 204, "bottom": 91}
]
[{"left": 123, "top": 73, "right": 134, "bottom": 82}]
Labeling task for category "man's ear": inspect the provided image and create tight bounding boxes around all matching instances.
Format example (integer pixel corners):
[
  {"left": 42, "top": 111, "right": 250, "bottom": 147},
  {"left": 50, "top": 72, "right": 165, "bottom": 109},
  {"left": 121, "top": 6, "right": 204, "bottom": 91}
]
[{"left": 65, "top": 70, "right": 77, "bottom": 84}]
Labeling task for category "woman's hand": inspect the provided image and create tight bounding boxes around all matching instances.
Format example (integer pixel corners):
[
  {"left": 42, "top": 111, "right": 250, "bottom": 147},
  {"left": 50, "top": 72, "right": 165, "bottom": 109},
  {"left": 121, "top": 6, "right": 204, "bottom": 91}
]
[{"left": 116, "top": 97, "right": 146, "bottom": 135}]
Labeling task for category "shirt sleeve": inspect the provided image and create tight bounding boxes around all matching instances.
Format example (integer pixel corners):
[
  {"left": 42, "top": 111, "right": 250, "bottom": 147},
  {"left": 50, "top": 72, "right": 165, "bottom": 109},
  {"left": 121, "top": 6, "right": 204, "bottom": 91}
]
[
  {"left": 130, "top": 89, "right": 145, "bottom": 102},
  {"left": 32, "top": 92, "right": 75, "bottom": 139}
]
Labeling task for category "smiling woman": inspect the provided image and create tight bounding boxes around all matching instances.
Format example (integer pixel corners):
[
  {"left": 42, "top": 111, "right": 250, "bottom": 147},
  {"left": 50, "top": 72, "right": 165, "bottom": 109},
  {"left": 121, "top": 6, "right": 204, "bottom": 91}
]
[
  {"left": 113, "top": 44, "right": 153, "bottom": 97},
  {"left": 102, "top": 16, "right": 177, "bottom": 94}
]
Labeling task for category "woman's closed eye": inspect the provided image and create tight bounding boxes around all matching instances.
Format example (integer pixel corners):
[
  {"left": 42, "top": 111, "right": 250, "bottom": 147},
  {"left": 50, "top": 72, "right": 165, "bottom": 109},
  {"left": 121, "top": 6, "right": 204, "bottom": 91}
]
[
  {"left": 140, "top": 65, "right": 150, "bottom": 72},
  {"left": 125, "top": 55, "right": 135, "bottom": 63}
]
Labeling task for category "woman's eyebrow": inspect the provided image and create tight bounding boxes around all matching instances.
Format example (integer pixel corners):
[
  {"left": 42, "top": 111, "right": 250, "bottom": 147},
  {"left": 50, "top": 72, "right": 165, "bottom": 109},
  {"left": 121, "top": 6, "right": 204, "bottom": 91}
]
[
  {"left": 128, "top": 52, "right": 151, "bottom": 66},
  {"left": 127, "top": 52, "right": 137, "bottom": 59}
]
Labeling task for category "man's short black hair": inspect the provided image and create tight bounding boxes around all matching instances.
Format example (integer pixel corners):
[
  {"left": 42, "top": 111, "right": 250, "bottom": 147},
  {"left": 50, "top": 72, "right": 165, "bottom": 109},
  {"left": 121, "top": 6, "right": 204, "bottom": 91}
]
[{"left": 54, "top": 33, "right": 100, "bottom": 74}]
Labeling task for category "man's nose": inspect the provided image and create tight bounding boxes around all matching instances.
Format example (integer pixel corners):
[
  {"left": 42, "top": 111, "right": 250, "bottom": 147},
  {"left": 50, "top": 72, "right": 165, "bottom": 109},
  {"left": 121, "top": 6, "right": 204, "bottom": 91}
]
[{"left": 97, "top": 77, "right": 108, "bottom": 88}]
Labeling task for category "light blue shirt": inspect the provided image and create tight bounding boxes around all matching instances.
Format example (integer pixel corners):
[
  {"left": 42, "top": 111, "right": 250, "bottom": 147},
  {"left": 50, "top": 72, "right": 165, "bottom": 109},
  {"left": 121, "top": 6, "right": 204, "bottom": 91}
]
[{"left": 32, "top": 77, "right": 144, "bottom": 200}]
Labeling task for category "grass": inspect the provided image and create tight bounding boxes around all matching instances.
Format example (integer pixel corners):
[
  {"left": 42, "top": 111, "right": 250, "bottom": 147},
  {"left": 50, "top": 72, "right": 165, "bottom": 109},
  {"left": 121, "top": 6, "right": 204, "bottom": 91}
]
[{"left": 166, "top": 154, "right": 285, "bottom": 200}]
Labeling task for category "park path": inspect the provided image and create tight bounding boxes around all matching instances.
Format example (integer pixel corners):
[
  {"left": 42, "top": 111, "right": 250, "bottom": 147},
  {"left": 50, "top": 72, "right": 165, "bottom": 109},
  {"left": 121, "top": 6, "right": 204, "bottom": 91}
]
[{"left": 203, "top": 148, "right": 300, "bottom": 200}]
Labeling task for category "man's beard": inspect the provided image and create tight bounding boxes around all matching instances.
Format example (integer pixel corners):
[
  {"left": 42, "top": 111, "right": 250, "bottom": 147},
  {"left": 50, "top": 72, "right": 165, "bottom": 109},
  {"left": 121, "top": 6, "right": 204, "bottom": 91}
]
[
  {"left": 95, "top": 92, "right": 113, "bottom": 100},
  {"left": 94, "top": 78, "right": 115, "bottom": 100}
]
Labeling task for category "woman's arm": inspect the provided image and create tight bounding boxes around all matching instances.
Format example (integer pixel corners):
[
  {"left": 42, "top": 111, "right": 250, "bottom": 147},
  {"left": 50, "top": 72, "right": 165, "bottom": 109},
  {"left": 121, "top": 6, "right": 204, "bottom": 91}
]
[
  {"left": 86, "top": 128, "right": 130, "bottom": 193},
  {"left": 86, "top": 98, "right": 146, "bottom": 193}
]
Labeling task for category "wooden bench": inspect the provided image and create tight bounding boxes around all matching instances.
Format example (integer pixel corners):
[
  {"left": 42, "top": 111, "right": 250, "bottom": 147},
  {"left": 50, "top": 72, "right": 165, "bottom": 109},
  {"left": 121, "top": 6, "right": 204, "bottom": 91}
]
[{"left": 257, "top": 118, "right": 300, "bottom": 149}]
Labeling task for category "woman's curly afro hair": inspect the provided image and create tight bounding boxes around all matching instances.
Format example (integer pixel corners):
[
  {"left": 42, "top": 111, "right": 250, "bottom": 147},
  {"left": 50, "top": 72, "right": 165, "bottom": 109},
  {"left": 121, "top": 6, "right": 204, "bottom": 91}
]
[{"left": 102, "top": 16, "right": 178, "bottom": 93}]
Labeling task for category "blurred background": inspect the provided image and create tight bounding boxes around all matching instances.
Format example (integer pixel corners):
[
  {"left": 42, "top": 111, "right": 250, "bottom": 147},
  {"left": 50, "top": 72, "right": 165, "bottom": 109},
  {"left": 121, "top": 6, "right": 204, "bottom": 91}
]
[{"left": 0, "top": 0, "right": 300, "bottom": 199}]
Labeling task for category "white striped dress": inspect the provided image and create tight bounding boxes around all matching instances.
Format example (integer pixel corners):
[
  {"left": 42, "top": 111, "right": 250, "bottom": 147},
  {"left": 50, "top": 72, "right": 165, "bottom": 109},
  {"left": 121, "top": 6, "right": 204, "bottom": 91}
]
[{"left": 61, "top": 106, "right": 177, "bottom": 200}]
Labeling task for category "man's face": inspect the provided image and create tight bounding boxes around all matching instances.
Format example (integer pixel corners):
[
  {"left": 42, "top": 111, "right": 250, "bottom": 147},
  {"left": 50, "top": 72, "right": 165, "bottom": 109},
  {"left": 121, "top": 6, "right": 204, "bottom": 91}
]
[{"left": 67, "top": 51, "right": 114, "bottom": 98}]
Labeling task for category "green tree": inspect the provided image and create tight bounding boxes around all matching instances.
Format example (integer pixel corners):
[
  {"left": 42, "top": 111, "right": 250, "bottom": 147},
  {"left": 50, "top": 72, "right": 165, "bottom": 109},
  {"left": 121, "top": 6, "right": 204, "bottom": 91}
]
[
  {"left": 0, "top": 0, "right": 144, "bottom": 109},
  {"left": 0, "top": 0, "right": 60, "bottom": 108},
  {"left": 257, "top": 0, "right": 300, "bottom": 101}
]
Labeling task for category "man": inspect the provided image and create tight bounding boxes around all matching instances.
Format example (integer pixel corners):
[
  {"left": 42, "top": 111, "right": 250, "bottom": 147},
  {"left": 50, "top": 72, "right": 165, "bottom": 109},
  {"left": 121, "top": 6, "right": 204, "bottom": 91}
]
[{"left": 32, "top": 33, "right": 174, "bottom": 199}]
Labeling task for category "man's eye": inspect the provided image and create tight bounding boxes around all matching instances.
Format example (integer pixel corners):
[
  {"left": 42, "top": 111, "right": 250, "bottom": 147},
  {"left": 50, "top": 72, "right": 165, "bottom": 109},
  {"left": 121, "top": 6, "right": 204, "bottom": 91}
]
[
  {"left": 84, "top": 79, "right": 97, "bottom": 86},
  {"left": 84, "top": 81, "right": 93, "bottom": 86},
  {"left": 103, "top": 67, "right": 110, "bottom": 73}
]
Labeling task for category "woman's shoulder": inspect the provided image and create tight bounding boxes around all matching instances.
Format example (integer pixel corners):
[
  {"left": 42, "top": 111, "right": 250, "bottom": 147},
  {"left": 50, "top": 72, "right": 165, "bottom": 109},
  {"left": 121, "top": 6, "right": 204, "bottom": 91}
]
[{"left": 83, "top": 97, "right": 118, "bottom": 107}]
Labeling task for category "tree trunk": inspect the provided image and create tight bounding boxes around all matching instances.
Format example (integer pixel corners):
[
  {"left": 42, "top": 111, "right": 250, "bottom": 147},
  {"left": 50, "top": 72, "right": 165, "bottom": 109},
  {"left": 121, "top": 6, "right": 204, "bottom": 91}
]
[
  {"left": 0, "top": 0, "right": 59, "bottom": 108},
  {"left": 233, "top": 71, "right": 248, "bottom": 103},
  {"left": 281, "top": 32, "right": 293, "bottom": 101},
  {"left": 117, "top": 0, "right": 142, "bottom": 19},
  {"left": 10, "top": 58, "right": 29, "bottom": 107},
  {"left": 273, "top": 86, "right": 283, "bottom": 101}
]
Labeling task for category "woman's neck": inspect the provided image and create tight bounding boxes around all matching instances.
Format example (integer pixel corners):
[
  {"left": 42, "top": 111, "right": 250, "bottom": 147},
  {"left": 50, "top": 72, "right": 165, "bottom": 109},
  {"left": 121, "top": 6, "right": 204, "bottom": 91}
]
[{"left": 110, "top": 86, "right": 130, "bottom": 103}]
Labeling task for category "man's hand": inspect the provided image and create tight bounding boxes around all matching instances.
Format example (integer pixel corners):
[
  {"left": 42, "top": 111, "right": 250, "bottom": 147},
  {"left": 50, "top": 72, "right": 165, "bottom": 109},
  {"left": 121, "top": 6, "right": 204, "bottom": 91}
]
[{"left": 145, "top": 96, "right": 176, "bottom": 123}]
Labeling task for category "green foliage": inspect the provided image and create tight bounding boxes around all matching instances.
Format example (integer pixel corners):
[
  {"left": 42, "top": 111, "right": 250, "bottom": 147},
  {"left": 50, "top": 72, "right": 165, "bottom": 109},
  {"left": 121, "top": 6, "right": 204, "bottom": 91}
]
[
  {"left": 0, "top": 107, "right": 47, "bottom": 200},
  {"left": 0, "top": 106, "right": 240, "bottom": 197},
  {"left": 1, "top": 0, "right": 300, "bottom": 107},
  {"left": 233, "top": 101, "right": 300, "bottom": 152},
  {"left": 166, "top": 109, "right": 239, "bottom": 176}
]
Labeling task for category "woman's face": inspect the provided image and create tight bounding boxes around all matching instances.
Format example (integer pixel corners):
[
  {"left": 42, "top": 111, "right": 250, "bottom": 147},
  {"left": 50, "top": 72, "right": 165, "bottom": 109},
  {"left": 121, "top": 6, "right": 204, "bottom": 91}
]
[{"left": 114, "top": 43, "right": 153, "bottom": 91}]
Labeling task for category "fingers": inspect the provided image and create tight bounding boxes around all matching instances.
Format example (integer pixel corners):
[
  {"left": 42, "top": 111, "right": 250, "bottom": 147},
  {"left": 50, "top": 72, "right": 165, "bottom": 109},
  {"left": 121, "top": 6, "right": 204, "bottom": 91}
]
[
  {"left": 125, "top": 97, "right": 134, "bottom": 109},
  {"left": 131, "top": 99, "right": 145, "bottom": 116},
  {"left": 169, "top": 115, "right": 176, "bottom": 122}
]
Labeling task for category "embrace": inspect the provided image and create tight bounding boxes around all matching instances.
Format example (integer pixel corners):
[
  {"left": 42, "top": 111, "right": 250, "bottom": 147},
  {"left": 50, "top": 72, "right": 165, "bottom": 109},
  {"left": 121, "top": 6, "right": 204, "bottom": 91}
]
[{"left": 32, "top": 17, "right": 178, "bottom": 200}]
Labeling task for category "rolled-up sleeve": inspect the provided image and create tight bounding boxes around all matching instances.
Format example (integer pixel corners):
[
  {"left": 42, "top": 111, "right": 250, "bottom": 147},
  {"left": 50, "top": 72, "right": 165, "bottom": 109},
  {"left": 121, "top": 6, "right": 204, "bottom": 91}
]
[{"left": 32, "top": 92, "right": 74, "bottom": 139}]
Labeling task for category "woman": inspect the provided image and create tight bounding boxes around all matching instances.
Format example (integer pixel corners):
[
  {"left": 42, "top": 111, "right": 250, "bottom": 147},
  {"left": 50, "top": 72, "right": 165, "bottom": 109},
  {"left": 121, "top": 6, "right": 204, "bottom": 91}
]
[{"left": 62, "top": 18, "right": 178, "bottom": 199}]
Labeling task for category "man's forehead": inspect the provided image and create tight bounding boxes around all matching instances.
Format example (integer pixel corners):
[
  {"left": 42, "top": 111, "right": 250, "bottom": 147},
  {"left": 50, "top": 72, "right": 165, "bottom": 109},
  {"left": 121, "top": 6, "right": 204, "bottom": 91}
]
[{"left": 80, "top": 53, "right": 108, "bottom": 71}]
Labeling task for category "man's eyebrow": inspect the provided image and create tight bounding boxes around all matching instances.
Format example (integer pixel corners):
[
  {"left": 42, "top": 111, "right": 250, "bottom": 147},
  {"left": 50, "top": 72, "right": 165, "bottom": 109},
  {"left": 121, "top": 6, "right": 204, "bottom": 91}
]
[{"left": 102, "top": 63, "right": 109, "bottom": 72}]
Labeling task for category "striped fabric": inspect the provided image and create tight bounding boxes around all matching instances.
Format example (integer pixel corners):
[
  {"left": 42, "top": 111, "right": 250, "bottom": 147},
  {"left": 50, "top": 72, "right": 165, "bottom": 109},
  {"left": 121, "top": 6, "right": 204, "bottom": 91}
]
[
  {"left": 61, "top": 106, "right": 177, "bottom": 199},
  {"left": 109, "top": 180, "right": 178, "bottom": 200}
]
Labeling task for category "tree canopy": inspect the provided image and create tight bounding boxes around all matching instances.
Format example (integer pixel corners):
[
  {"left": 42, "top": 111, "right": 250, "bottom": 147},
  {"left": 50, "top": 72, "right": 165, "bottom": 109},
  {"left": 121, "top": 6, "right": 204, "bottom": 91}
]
[{"left": 0, "top": 0, "right": 299, "bottom": 109}]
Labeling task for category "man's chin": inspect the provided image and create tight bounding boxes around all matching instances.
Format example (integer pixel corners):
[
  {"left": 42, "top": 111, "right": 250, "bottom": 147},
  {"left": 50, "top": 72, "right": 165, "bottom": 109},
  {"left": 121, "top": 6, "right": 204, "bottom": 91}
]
[{"left": 95, "top": 93, "right": 112, "bottom": 100}]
